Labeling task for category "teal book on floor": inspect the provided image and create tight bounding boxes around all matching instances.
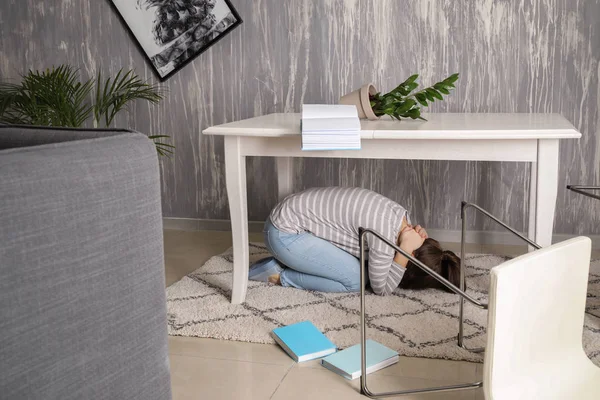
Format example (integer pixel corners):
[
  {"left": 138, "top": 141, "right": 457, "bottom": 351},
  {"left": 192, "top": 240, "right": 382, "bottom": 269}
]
[
  {"left": 320, "top": 339, "right": 399, "bottom": 380},
  {"left": 271, "top": 321, "right": 337, "bottom": 362}
]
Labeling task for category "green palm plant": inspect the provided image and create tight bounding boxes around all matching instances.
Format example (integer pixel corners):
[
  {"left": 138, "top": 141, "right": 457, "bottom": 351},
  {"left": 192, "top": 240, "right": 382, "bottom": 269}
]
[{"left": 0, "top": 65, "right": 173, "bottom": 156}]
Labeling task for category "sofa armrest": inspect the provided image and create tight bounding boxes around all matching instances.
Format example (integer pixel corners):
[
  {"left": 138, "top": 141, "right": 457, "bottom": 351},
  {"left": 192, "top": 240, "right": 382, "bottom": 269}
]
[{"left": 0, "top": 126, "right": 171, "bottom": 400}]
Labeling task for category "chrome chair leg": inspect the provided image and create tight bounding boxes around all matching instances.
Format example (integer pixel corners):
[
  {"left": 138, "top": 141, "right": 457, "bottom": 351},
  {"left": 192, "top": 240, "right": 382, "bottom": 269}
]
[
  {"left": 458, "top": 205, "right": 467, "bottom": 348},
  {"left": 566, "top": 185, "right": 600, "bottom": 319},
  {"left": 457, "top": 201, "right": 540, "bottom": 352},
  {"left": 567, "top": 185, "right": 600, "bottom": 201}
]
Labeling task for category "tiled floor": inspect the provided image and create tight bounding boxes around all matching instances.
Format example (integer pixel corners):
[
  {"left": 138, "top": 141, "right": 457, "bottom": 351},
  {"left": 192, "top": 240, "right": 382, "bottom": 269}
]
[{"left": 164, "top": 229, "right": 600, "bottom": 400}]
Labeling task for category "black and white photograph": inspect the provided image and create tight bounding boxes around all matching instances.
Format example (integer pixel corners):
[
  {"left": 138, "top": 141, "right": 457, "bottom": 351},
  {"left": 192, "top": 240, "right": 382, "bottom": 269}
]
[{"left": 110, "top": 0, "right": 242, "bottom": 80}]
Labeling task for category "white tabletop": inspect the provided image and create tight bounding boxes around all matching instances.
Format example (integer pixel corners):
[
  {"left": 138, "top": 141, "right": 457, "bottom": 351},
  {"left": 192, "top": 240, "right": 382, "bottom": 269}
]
[{"left": 202, "top": 113, "right": 581, "bottom": 140}]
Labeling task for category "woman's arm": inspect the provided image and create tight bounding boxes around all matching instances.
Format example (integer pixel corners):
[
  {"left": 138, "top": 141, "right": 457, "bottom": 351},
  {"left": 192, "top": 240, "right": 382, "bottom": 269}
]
[
  {"left": 369, "top": 215, "right": 427, "bottom": 294},
  {"left": 393, "top": 216, "right": 411, "bottom": 267},
  {"left": 393, "top": 244, "right": 413, "bottom": 268},
  {"left": 368, "top": 247, "right": 406, "bottom": 295}
]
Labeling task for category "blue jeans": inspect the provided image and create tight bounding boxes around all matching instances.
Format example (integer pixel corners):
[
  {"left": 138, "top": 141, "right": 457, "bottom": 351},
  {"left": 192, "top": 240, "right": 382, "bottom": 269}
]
[{"left": 263, "top": 218, "right": 363, "bottom": 292}]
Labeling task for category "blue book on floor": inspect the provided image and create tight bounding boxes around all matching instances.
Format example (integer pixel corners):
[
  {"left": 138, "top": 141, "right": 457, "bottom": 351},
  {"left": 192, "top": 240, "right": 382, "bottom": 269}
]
[
  {"left": 272, "top": 321, "right": 337, "bottom": 362},
  {"left": 320, "top": 339, "right": 399, "bottom": 380}
]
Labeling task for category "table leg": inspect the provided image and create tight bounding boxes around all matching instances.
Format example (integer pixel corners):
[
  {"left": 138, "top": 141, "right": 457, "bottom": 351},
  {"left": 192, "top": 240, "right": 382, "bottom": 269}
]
[
  {"left": 276, "top": 157, "right": 294, "bottom": 201},
  {"left": 532, "top": 139, "right": 560, "bottom": 247},
  {"left": 225, "top": 136, "right": 249, "bottom": 304},
  {"left": 528, "top": 160, "right": 537, "bottom": 251}
]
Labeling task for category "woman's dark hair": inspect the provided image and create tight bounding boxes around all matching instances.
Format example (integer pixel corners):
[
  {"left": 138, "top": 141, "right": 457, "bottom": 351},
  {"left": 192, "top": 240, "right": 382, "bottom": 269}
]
[{"left": 398, "top": 238, "right": 461, "bottom": 293}]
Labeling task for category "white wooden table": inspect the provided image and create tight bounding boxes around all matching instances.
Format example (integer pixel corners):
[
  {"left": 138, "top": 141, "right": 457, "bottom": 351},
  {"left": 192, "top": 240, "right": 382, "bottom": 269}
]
[{"left": 203, "top": 113, "right": 581, "bottom": 304}]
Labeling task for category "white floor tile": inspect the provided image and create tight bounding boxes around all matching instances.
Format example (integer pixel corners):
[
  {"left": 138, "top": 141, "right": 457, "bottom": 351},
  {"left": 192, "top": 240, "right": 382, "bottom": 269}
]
[
  {"left": 169, "top": 336, "right": 293, "bottom": 366},
  {"left": 271, "top": 366, "right": 482, "bottom": 400},
  {"left": 169, "top": 354, "right": 290, "bottom": 400}
]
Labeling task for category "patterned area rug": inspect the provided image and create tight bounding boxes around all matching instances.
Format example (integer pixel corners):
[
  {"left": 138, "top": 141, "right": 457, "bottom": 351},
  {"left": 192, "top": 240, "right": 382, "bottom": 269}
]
[{"left": 166, "top": 243, "right": 600, "bottom": 364}]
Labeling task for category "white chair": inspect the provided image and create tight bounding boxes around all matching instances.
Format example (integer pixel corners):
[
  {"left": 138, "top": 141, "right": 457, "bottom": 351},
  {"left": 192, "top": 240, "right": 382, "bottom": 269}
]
[
  {"left": 484, "top": 236, "right": 600, "bottom": 399},
  {"left": 358, "top": 231, "right": 600, "bottom": 399}
]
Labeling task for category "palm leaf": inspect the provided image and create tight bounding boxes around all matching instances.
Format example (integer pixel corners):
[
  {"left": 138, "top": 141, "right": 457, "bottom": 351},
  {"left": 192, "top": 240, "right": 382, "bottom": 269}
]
[
  {"left": 95, "top": 69, "right": 164, "bottom": 127},
  {"left": 1, "top": 65, "right": 171, "bottom": 156},
  {"left": 1, "top": 65, "right": 94, "bottom": 127},
  {"left": 149, "top": 134, "right": 174, "bottom": 157}
]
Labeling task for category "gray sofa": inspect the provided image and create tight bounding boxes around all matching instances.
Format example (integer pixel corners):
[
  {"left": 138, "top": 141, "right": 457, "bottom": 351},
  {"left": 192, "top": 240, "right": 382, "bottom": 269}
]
[{"left": 0, "top": 125, "right": 172, "bottom": 400}]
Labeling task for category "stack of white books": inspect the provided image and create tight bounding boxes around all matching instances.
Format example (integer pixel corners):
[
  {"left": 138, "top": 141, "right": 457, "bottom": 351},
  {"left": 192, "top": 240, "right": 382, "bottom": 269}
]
[{"left": 301, "top": 104, "right": 361, "bottom": 151}]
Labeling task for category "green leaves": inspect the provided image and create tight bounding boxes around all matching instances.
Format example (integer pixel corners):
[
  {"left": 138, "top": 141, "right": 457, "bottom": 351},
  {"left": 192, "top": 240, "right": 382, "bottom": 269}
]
[
  {"left": 0, "top": 65, "right": 172, "bottom": 157},
  {"left": 408, "top": 73, "right": 459, "bottom": 110},
  {"left": 443, "top": 73, "right": 459, "bottom": 86},
  {"left": 427, "top": 88, "right": 443, "bottom": 100},
  {"left": 395, "top": 98, "right": 416, "bottom": 114},
  {"left": 370, "top": 73, "right": 459, "bottom": 121},
  {"left": 94, "top": 69, "right": 164, "bottom": 127},
  {"left": 415, "top": 93, "right": 428, "bottom": 106},
  {"left": 0, "top": 66, "right": 94, "bottom": 127},
  {"left": 149, "top": 135, "right": 175, "bottom": 157},
  {"left": 390, "top": 74, "right": 420, "bottom": 96},
  {"left": 434, "top": 84, "right": 450, "bottom": 95}
]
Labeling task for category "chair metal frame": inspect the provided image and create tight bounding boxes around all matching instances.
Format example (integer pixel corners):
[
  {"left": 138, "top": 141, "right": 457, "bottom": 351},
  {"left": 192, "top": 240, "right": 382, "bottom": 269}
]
[
  {"left": 358, "top": 201, "right": 542, "bottom": 398},
  {"left": 457, "top": 201, "right": 541, "bottom": 352},
  {"left": 567, "top": 185, "right": 600, "bottom": 201},
  {"left": 358, "top": 227, "right": 485, "bottom": 398}
]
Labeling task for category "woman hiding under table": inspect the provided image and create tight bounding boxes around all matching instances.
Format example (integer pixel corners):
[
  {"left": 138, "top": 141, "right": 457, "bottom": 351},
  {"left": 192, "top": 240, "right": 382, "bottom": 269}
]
[{"left": 249, "top": 187, "right": 460, "bottom": 295}]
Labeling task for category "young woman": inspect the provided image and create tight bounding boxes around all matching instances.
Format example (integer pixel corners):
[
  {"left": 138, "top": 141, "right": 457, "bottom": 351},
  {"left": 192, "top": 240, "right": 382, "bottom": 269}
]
[{"left": 249, "top": 187, "right": 461, "bottom": 295}]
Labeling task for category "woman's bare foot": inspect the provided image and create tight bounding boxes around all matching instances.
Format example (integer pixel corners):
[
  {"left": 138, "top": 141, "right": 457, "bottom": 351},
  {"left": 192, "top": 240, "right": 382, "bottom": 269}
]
[{"left": 268, "top": 273, "right": 281, "bottom": 285}]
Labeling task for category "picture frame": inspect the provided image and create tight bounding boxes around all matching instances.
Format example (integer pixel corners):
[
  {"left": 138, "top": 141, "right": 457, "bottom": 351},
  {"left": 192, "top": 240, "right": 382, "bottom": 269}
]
[{"left": 109, "top": 0, "right": 242, "bottom": 81}]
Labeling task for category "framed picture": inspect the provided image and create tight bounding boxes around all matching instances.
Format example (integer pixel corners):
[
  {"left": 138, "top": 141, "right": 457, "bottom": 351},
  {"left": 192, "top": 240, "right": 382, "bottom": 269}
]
[{"left": 110, "top": 0, "right": 242, "bottom": 81}]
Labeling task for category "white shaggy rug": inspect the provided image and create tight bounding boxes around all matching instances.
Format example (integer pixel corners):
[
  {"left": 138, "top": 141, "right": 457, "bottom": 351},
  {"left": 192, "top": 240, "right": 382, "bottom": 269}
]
[{"left": 166, "top": 243, "right": 600, "bottom": 365}]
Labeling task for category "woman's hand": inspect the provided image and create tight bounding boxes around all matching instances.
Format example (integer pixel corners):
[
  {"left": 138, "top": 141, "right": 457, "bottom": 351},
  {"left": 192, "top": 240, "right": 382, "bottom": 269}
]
[
  {"left": 399, "top": 226, "right": 425, "bottom": 254},
  {"left": 395, "top": 226, "right": 425, "bottom": 268},
  {"left": 414, "top": 225, "right": 428, "bottom": 239}
]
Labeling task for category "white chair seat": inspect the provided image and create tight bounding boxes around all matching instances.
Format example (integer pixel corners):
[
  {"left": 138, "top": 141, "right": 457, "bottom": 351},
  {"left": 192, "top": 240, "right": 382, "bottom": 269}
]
[
  {"left": 494, "top": 355, "right": 600, "bottom": 399},
  {"left": 485, "top": 237, "right": 599, "bottom": 399}
]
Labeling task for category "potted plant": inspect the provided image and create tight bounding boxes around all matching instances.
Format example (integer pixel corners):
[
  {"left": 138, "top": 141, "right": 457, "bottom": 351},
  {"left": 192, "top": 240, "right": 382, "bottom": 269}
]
[
  {"left": 340, "top": 73, "right": 459, "bottom": 121},
  {"left": 0, "top": 65, "right": 173, "bottom": 156}
]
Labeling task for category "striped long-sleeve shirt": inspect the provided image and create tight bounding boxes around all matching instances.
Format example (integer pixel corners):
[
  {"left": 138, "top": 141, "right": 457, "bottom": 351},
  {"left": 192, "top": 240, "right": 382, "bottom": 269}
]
[{"left": 269, "top": 187, "right": 410, "bottom": 295}]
